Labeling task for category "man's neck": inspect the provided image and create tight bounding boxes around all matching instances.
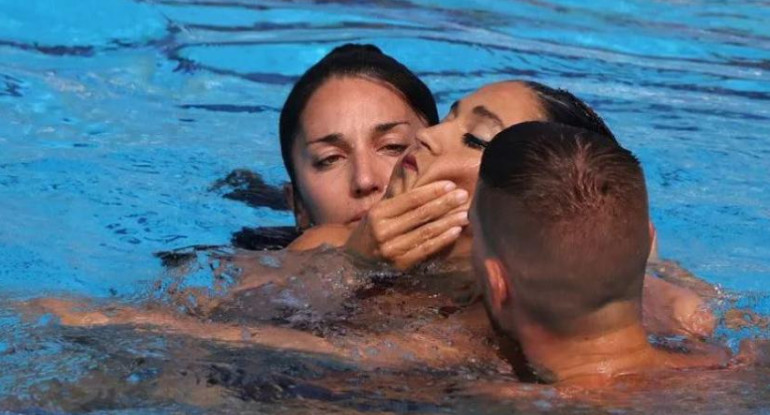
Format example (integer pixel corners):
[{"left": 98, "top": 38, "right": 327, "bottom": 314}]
[{"left": 514, "top": 306, "right": 657, "bottom": 385}]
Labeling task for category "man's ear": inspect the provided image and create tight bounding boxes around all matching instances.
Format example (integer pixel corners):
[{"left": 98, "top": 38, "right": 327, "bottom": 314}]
[
  {"left": 648, "top": 220, "right": 659, "bottom": 263},
  {"left": 483, "top": 257, "right": 510, "bottom": 314},
  {"left": 284, "top": 183, "right": 311, "bottom": 231}
]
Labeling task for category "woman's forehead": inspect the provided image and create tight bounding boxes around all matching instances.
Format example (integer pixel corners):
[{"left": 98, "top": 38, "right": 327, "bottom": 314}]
[
  {"left": 298, "top": 77, "right": 421, "bottom": 141},
  {"left": 458, "top": 82, "right": 544, "bottom": 127}
]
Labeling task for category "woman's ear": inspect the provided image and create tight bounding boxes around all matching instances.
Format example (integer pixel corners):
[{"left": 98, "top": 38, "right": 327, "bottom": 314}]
[{"left": 284, "top": 183, "right": 312, "bottom": 231}]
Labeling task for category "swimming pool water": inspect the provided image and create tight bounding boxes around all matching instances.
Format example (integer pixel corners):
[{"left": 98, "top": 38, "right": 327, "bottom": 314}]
[{"left": 1, "top": 0, "right": 769, "bottom": 413}]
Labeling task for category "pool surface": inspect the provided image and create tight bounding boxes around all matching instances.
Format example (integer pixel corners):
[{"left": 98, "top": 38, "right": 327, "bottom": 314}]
[{"left": 1, "top": 0, "right": 769, "bottom": 413}]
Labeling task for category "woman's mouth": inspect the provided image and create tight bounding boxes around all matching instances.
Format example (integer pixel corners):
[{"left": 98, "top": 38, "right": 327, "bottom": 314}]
[
  {"left": 401, "top": 153, "right": 418, "bottom": 173},
  {"left": 347, "top": 211, "right": 367, "bottom": 225}
]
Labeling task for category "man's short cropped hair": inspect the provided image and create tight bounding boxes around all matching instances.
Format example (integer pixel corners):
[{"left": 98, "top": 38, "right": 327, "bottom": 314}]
[{"left": 476, "top": 121, "right": 650, "bottom": 333}]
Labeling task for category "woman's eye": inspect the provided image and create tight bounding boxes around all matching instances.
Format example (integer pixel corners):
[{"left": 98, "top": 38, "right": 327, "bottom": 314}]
[
  {"left": 313, "top": 155, "right": 344, "bottom": 169},
  {"left": 379, "top": 143, "right": 409, "bottom": 156},
  {"left": 463, "top": 133, "right": 489, "bottom": 150}
]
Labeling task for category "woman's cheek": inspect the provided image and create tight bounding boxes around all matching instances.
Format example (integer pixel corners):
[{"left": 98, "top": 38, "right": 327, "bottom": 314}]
[
  {"left": 442, "top": 157, "right": 481, "bottom": 195},
  {"left": 311, "top": 173, "right": 354, "bottom": 223},
  {"left": 464, "top": 160, "right": 483, "bottom": 195}
]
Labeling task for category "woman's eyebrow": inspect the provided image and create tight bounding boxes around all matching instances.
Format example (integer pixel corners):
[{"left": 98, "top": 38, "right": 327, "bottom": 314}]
[
  {"left": 306, "top": 122, "right": 408, "bottom": 147},
  {"left": 374, "top": 120, "right": 409, "bottom": 133},
  {"left": 472, "top": 105, "right": 504, "bottom": 129},
  {"left": 307, "top": 133, "right": 345, "bottom": 146}
]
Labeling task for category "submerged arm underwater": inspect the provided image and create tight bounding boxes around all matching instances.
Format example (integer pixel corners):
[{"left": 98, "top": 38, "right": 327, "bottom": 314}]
[{"left": 17, "top": 244, "right": 730, "bottom": 383}]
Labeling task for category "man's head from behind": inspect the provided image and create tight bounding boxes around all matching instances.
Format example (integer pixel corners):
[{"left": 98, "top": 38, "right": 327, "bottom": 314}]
[{"left": 471, "top": 121, "right": 651, "bottom": 339}]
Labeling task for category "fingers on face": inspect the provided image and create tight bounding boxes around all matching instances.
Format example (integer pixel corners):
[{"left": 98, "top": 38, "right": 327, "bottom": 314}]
[
  {"left": 381, "top": 211, "right": 468, "bottom": 269},
  {"left": 377, "top": 181, "right": 458, "bottom": 218},
  {"left": 374, "top": 188, "right": 468, "bottom": 242},
  {"left": 391, "top": 226, "right": 464, "bottom": 271}
]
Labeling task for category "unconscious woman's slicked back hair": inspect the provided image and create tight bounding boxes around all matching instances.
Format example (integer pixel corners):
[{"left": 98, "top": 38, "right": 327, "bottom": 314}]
[
  {"left": 522, "top": 81, "right": 617, "bottom": 142},
  {"left": 279, "top": 44, "right": 439, "bottom": 187}
]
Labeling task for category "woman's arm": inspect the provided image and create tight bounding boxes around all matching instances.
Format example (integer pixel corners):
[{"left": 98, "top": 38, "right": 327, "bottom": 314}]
[
  {"left": 642, "top": 274, "right": 717, "bottom": 338},
  {"left": 21, "top": 297, "right": 341, "bottom": 355},
  {"left": 642, "top": 223, "right": 720, "bottom": 338}
]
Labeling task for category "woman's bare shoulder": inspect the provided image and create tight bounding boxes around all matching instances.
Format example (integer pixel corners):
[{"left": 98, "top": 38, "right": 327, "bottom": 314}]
[{"left": 288, "top": 224, "right": 352, "bottom": 251}]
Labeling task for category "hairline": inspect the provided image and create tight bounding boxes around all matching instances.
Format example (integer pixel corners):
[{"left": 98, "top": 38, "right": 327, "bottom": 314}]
[{"left": 290, "top": 73, "right": 430, "bottom": 167}]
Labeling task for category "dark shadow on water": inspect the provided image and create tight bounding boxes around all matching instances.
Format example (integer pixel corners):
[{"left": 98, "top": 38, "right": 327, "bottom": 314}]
[
  {"left": 209, "top": 169, "right": 289, "bottom": 211},
  {"left": 153, "top": 169, "right": 297, "bottom": 264},
  {"left": 178, "top": 103, "right": 279, "bottom": 114},
  {"left": 1, "top": 73, "right": 23, "bottom": 97},
  {"left": 229, "top": 226, "right": 298, "bottom": 251},
  {"left": 154, "top": 244, "right": 230, "bottom": 268},
  {"left": 153, "top": 226, "right": 297, "bottom": 269}
]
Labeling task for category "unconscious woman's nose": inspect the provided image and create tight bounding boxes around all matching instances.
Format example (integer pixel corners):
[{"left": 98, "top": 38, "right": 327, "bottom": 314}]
[{"left": 415, "top": 125, "right": 440, "bottom": 154}]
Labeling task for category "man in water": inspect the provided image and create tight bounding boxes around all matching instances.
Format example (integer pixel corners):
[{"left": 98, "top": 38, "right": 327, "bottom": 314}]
[{"left": 470, "top": 121, "right": 729, "bottom": 387}]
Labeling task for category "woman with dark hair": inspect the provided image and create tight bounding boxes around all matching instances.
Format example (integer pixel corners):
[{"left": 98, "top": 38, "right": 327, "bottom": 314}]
[
  {"left": 229, "top": 44, "right": 449, "bottom": 250},
  {"left": 278, "top": 44, "right": 441, "bottom": 231}
]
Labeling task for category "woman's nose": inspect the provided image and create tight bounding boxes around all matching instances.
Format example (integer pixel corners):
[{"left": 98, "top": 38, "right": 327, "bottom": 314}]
[{"left": 351, "top": 154, "right": 384, "bottom": 198}]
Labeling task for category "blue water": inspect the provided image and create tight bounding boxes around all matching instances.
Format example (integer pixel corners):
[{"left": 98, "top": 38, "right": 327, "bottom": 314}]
[{"left": 1, "top": 0, "right": 769, "bottom": 413}]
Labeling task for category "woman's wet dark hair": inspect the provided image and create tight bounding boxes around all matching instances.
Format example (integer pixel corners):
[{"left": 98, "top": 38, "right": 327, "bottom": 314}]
[
  {"left": 522, "top": 81, "right": 617, "bottom": 142},
  {"left": 279, "top": 43, "right": 439, "bottom": 187}
]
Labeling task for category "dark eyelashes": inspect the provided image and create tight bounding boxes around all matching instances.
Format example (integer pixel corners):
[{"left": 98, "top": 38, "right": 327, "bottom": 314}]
[
  {"left": 463, "top": 133, "right": 489, "bottom": 150},
  {"left": 382, "top": 143, "right": 409, "bottom": 152},
  {"left": 312, "top": 157, "right": 337, "bottom": 169},
  {"left": 311, "top": 142, "right": 407, "bottom": 170}
]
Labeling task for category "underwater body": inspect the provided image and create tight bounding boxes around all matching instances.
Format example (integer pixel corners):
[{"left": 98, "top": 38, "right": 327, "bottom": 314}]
[{"left": 1, "top": 0, "right": 770, "bottom": 413}]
